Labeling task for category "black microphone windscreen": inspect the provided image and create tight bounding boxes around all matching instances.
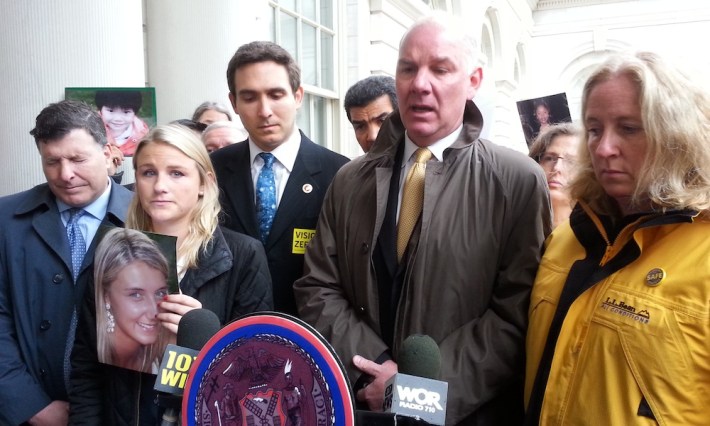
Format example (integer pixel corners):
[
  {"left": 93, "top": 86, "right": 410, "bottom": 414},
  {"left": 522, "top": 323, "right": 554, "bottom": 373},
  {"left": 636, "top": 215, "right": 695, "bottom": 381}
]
[
  {"left": 176, "top": 308, "right": 221, "bottom": 350},
  {"left": 398, "top": 334, "right": 441, "bottom": 380}
]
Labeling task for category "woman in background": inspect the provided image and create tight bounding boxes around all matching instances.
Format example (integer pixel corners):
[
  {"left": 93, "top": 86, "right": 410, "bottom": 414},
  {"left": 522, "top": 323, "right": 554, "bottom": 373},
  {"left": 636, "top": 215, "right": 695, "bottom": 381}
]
[
  {"left": 525, "top": 51, "right": 710, "bottom": 425},
  {"left": 94, "top": 228, "right": 169, "bottom": 373},
  {"left": 191, "top": 101, "right": 233, "bottom": 125},
  {"left": 529, "top": 123, "right": 581, "bottom": 228},
  {"left": 71, "top": 123, "right": 273, "bottom": 425}
]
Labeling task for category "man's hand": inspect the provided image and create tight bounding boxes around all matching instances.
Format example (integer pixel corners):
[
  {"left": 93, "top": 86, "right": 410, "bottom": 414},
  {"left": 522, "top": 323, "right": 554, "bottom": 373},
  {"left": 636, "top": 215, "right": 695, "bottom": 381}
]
[
  {"left": 107, "top": 144, "right": 124, "bottom": 176},
  {"left": 28, "top": 400, "right": 69, "bottom": 426},
  {"left": 353, "top": 355, "right": 398, "bottom": 411}
]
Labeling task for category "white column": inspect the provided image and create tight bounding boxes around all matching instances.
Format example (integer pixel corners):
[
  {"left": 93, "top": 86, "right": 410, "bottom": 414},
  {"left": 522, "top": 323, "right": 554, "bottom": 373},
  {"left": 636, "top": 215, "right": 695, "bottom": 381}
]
[
  {"left": 144, "top": 0, "right": 271, "bottom": 125},
  {"left": 0, "top": 0, "right": 145, "bottom": 195}
]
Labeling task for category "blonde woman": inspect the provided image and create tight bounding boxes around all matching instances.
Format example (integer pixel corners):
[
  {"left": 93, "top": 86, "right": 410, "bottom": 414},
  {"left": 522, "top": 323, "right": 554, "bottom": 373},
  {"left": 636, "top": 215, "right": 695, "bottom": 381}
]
[
  {"left": 71, "top": 124, "right": 273, "bottom": 424},
  {"left": 525, "top": 52, "right": 710, "bottom": 425}
]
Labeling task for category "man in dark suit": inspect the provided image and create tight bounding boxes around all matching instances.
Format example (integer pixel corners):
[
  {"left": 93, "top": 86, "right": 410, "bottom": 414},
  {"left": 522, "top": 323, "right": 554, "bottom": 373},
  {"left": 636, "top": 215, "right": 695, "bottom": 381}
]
[
  {"left": 0, "top": 100, "right": 133, "bottom": 424},
  {"left": 211, "top": 41, "right": 349, "bottom": 316}
]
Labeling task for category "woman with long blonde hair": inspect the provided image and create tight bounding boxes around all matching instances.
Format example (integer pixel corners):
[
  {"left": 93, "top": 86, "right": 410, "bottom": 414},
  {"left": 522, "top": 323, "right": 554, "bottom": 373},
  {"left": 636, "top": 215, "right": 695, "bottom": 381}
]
[
  {"left": 71, "top": 123, "right": 272, "bottom": 424},
  {"left": 94, "top": 228, "right": 170, "bottom": 373},
  {"left": 525, "top": 51, "right": 710, "bottom": 425}
]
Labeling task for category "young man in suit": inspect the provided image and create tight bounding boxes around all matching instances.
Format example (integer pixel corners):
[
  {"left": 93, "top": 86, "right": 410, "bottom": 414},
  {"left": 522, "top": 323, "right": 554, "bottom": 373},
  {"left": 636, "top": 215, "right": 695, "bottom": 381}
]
[
  {"left": 211, "top": 41, "right": 349, "bottom": 316},
  {"left": 0, "top": 100, "right": 133, "bottom": 425}
]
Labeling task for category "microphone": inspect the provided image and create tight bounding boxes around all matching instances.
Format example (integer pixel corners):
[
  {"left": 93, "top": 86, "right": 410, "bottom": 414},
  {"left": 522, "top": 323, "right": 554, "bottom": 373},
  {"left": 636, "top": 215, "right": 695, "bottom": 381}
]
[
  {"left": 155, "top": 309, "right": 221, "bottom": 426},
  {"left": 382, "top": 335, "right": 448, "bottom": 425}
]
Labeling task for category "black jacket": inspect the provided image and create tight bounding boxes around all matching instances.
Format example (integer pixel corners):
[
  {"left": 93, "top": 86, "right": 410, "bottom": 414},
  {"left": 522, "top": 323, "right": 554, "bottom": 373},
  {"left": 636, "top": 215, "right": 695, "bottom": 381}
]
[
  {"left": 69, "top": 226, "right": 273, "bottom": 425},
  {"left": 211, "top": 132, "right": 349, "bottom": 316}
]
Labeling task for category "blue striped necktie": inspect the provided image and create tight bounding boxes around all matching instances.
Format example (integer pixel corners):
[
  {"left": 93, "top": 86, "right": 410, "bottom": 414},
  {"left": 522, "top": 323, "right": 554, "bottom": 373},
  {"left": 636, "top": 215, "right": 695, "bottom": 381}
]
[{"left": 256, "top": 153, "right": 277, "bottom": 244}]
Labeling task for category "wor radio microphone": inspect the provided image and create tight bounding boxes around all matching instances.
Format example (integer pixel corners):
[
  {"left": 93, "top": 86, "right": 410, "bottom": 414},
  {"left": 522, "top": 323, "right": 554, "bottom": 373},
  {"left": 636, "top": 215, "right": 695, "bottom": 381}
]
[{"left": 382, "top": 335, "right": 448, "bottom": 425}]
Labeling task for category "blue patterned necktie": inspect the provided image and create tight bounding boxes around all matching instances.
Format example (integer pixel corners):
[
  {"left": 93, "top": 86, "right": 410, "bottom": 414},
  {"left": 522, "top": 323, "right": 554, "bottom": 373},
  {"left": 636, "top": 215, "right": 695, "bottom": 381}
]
[
  {"left": 256, "top": 153, "right": 277, "bottom": 244},
  {"left": 67, "top": 208, "right": 86, "bottom": 279},
  {"left": 64, "top": 208, "right": 85, "bottom": 390}
]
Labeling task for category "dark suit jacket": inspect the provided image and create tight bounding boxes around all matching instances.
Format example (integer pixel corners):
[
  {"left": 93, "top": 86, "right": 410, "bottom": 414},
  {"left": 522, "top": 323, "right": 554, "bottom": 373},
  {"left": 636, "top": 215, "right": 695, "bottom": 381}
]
[
  {"left": 211, "top": 132, "right": 349, "bottom": 315},
  {"left": 0, "top": 181, "right": 132, "bottom": 425}
]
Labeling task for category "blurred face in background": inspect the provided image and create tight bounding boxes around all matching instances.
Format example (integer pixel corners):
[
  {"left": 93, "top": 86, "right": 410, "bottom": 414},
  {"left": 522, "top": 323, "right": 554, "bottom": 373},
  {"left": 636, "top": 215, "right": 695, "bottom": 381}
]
[
  {"left": 197, "top": 109, "right": 230, "bottom": 125},
  {"left": 349, "top": 95, "right": 395, "bottom": 152},
  {"left": 536, "top": 104, "right": 550, "bottom": 126},
  {"left": 539, "top": 134, "right": 580, "bottom": 196},
  {"left": 202, "top": 126, "right": 242, "bottom": 153}
]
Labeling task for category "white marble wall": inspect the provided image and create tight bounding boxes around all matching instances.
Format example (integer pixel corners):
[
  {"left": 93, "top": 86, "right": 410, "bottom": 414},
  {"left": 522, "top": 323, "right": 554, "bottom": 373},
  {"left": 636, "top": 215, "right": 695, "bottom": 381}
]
[
  {"left": 3, "top": 0, "right": 710, "bottom": 195},
  {"left": 0, "top": 0, "right": 144, "bottom": 195}
]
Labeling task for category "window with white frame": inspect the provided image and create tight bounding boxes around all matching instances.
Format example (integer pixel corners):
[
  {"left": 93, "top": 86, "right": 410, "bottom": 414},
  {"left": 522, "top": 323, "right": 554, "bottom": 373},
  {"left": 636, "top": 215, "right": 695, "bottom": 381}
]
[{"left": 268, "top": 0, "right": 337, "bottom": 147}]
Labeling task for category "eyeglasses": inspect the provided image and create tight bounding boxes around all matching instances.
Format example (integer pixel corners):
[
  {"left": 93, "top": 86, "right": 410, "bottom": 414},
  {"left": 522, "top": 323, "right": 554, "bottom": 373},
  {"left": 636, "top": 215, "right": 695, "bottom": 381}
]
[{"left": 539, "top": 154, "right": 576, "bottom": 169}]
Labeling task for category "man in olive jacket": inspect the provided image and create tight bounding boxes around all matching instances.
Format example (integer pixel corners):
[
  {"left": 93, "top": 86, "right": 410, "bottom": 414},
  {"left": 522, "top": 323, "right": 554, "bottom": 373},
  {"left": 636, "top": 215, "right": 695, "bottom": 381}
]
[
  {"left": 294, "top": 14, "right": 551, "bottom": 425},
  {"left": 0, "top": 101, "right": 132, "bottom": 425}
]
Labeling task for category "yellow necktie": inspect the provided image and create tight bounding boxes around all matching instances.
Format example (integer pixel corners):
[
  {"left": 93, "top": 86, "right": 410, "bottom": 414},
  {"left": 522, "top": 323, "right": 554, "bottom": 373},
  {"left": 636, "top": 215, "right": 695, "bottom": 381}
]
[{"left": 397, "top": 148, "right": 432, "bottom": 261}]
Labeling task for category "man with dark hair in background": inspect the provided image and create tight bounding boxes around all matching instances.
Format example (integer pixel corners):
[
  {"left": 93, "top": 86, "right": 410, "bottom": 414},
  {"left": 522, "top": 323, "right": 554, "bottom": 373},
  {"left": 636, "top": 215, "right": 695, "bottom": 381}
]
[
  {"left": 0, "top": 100, "right": 132, "bottom": 424},
  {"left": 344, "top": 75, "right": 398, "bottom": 153},
  {"left": 211, "top": 41, "right": 349, "bottom": 316}
]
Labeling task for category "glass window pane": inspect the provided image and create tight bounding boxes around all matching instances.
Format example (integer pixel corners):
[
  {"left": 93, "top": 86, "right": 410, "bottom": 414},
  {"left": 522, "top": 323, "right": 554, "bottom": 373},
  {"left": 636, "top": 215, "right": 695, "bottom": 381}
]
[
  {"left": 302, "top": 0, "right": 316, "bottom": 22},
  {"left": 320, "top": 32, "right": 334, "bottom": 90},
  {"left": 268, "top": 7, "right": 276, "bottom": 41},
  {"left": 297, "top": 93, "right": 312, "bottom": 139},
  {"left": 320, "top": 0, "right": 333, "bottom": 29},
  {"left": 301, "top": 23, "right": 317, "bottom": 86},
  {"left": 313, "top": 95, "right": 327, "bottom": 146},
  {"left": 279, "top": 0, "right": 296, "bottom": 13},
  {"left": 280, "top": 11, "right": 298, "bottom": 61}
]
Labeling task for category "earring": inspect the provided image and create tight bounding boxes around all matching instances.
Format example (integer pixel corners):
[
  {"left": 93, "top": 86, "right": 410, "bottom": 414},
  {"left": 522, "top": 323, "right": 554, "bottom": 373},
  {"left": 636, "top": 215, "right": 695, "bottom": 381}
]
[{"left": 106, "top": 303, "right": 115, "bottom": 334}]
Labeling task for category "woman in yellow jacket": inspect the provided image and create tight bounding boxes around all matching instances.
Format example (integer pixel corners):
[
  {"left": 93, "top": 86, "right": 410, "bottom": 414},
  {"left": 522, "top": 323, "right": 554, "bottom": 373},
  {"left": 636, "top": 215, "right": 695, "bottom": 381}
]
[{"left": 525, "top": 51, "right": 710, "bottom": 425}]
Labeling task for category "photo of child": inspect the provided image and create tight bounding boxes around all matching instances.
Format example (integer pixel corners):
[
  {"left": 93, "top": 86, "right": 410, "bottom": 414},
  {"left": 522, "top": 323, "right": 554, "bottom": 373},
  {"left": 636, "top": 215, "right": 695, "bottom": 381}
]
[{"left": 65, "top": 87, "right": 156, "bottom": 156}]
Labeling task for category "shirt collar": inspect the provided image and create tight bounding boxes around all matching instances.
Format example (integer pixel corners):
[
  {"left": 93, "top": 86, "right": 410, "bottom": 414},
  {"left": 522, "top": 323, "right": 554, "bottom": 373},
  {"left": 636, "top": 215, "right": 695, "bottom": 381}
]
[
  {"left": 248, "top": 127, "right": 302, "bottom": 172},
  {"left": 56, "top": 177, "right": 112, "bottom": 220},
  {"left": 402, "top": 124, "right": 463, "bottom": 165}
]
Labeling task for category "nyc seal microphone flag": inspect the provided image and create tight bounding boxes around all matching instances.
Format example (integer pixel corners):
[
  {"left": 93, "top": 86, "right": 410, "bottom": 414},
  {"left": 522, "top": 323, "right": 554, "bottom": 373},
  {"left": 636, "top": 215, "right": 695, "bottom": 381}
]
[{"left": 182, "top": 312, "right": 355, "bottom": 426}]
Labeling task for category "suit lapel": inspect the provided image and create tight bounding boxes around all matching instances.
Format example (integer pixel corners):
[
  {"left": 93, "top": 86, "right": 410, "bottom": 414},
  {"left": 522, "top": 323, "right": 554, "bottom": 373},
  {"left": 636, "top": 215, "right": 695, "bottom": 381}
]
[
  {"left": 33, "top": 204, "right": 72, "bottom": 274},
  {"left": 222, "top": 143, "right": 259, "bottom": 238},
  {"left": 266, "top": 135, "right": 320, "bottom": 248}
]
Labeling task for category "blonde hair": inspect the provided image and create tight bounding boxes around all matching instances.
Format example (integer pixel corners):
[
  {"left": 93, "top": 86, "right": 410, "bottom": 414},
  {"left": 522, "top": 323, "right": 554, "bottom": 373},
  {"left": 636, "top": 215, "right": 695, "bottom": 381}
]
[
  {"left": 129, "top": 123, "right": 220, "bottom": 269},
  {"left": 569, "top": 51, "right": 710, "bottom": 216},
  {"left": 94, "top": 228, "right": 169, "bottom": 372}
]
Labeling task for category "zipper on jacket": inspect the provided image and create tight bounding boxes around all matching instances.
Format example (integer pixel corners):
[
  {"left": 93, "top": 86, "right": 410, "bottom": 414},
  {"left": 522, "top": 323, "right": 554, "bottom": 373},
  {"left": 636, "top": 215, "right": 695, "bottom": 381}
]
[
  {"left": 135, "top": 372, "right": 141, "bottom": 426},
  {"left": 580, "top": 202, "right": 657, "bottom": 267}
]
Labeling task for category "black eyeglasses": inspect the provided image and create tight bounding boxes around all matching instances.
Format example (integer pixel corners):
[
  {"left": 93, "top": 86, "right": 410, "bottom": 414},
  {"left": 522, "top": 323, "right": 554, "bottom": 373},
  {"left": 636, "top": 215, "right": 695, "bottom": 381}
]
[{"left": 539, "top": 153, "right": 576, "bottom": 169}]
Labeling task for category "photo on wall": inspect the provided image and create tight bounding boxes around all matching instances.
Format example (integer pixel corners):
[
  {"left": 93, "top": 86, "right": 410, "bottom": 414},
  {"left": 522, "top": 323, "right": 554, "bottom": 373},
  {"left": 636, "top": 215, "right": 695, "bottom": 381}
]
[
  {"left": 65, "top": 87, "right": 156, "bottom": 157},
  {"left": 93, "top": 227, "right": 178, "bottom": 374},
  {"left": 516, "top": 92, "right": 572, "bottom": 148}
]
